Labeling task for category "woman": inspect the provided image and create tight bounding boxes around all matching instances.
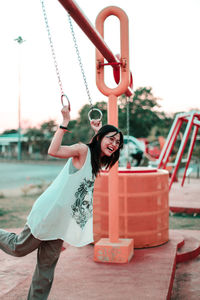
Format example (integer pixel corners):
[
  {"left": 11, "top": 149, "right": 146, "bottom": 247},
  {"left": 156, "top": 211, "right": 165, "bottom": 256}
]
[{"left": 0, "top": 105, "right": 123, "bottom": 300}]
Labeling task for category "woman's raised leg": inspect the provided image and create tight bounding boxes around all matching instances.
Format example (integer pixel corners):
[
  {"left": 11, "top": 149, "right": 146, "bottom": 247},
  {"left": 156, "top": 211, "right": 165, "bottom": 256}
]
[{"left": 0, "top": 225, "right": 41, "bottom": 257}]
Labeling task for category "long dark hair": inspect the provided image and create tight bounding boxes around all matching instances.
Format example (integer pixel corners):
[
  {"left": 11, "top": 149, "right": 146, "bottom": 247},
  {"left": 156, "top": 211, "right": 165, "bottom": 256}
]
[{"left": 88, "top": 124, "right": 123, "bottom": 177}]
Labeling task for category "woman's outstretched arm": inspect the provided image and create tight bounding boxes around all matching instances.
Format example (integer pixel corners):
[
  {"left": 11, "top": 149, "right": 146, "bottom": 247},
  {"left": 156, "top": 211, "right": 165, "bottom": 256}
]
[{"left": 48, "top": 106, "right": 85, "bottom": 159}]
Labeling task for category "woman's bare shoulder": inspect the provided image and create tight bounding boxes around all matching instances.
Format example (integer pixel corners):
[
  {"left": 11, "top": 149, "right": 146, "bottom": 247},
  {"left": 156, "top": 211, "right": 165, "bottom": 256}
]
[
  {"left": 76, "top": 142, "right": 88, "bottom": 157},
  {"left": 72, "top": 143, "right": 89, "bottom": 169}
]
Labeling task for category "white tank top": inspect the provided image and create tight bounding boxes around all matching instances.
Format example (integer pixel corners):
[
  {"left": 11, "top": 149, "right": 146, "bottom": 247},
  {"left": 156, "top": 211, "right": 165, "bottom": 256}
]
[{"left": 27, "top": 147, "right": 95, "bottom": 247}]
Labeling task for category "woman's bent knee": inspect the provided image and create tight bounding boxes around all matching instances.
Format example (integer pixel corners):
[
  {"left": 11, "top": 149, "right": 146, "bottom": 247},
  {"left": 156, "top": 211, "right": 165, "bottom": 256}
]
[{"left": 0, "top": 227, "right": 41, "bottom": 257}]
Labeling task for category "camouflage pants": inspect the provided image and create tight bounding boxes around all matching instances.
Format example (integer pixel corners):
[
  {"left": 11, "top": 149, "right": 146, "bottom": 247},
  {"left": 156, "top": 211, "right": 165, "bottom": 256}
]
[{"left": 0, "top": 225, "right": 63, "bottom": 299}]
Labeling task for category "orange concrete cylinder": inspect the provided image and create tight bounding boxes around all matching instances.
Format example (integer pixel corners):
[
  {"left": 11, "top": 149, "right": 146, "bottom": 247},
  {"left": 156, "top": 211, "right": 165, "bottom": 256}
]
[{"left": 93, "top": 168, "right": 169, "bottom": 248}]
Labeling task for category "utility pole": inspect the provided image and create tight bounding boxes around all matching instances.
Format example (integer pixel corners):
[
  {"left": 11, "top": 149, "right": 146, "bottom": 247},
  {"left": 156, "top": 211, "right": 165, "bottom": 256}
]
[{"left": 14, "top": 36, "right": 25, "bottom": 161}]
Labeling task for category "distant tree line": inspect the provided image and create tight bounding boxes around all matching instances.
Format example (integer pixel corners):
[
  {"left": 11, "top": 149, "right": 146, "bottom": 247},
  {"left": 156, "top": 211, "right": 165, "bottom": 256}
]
[{"left": 2, "top": 87, "right": 200, "bottom": 160}]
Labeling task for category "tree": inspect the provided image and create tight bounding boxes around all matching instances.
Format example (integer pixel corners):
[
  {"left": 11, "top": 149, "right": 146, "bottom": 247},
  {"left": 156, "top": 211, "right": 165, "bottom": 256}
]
[
  {"left": 118, "top": 87, "right": 173, "bottom": 138},
  {"left": 23, "top": 87, "right": 175, "bottom": 158},
  {"left": 2, "top": 129, "right": 18, "bottom": 134},
  {"left": 25, "top": 120, "right": 57, "bottom": 156},
  {"left": 69, "top": 87, "right": 172, "bottom": 142},
  {"left": 148, "top": 112, "right": 174, "bottom": 141}
]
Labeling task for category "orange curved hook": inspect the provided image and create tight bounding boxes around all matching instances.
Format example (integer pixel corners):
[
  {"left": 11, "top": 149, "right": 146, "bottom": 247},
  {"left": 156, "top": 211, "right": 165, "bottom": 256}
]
[{"left": 95, "top": 6, "right": 130, "bottom": 97}]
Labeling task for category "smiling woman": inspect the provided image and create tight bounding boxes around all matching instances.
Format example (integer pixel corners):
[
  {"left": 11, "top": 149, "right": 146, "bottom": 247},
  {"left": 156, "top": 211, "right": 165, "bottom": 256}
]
[
  {"left": 0, "top": 104, "right": 124, "bottom": 300},
  {"left": 101, "top": 133, "right": 121, "bottom": 156},
  {"left": 105, "top": 134, "right": 121, "bottom": 147},
  {"left": 88, "top": 124, "right": 123, "bottom": 177}
]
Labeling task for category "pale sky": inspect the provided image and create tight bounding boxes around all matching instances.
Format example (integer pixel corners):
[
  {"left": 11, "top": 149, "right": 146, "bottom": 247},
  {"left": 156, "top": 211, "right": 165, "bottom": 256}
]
[{"left": 0, "top": 0, "right": 200, "bottom": 133}]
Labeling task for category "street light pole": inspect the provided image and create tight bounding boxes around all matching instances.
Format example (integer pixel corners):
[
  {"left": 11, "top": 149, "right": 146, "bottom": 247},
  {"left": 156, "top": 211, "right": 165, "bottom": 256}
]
[{"left": 14, "top": 36, "right": 25, "bottom": 161}]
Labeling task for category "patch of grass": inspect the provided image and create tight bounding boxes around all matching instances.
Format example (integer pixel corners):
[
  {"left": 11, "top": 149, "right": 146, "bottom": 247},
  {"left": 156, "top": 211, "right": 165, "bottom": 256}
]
[
  {"left": 169, "top": 213, "right": 200, "bottom": 230},
  {"left": 21, "top": 181, "right": 50, "bottom": 196},
  {"left": 0, "top": 192, "right": 5, "bottom": 198},
  {"left": 0, "top": 208, "right": 10, "bottom": 216},
  {"left": 0, "top": 214, "right": 25, "bottom": 228},
  {"left": 0, "top": 194, "right": 36, "bottom": 228}
]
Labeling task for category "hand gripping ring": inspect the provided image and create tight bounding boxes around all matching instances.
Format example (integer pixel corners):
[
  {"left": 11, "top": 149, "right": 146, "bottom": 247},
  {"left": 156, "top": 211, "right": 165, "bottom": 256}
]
[
  {"left": 88, "top": 108, "right": 103, "bottom": 122},
  {"left": 61, "top": 94, "right": 71, "bottom": 111}
]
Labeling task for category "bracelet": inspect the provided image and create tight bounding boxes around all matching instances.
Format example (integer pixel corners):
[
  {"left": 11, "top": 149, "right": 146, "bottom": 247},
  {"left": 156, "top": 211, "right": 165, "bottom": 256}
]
[{"left": 59, "top": 125, "right": 71, "bottom": 132}]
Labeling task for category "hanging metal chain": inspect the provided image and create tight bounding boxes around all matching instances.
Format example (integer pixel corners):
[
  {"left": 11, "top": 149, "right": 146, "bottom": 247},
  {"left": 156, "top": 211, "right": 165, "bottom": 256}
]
[
  {"left": 67, "top": 13, "right": 93, "bottom": 108},
  {"left": 40, "top": 0, "right": 101, "bottom": 119},
  {"left": 67, "top": 14, "right": 102, "bottom": 121},
  {"left": 40, "top": 0, "right": 66, "bottom": 98},
  {"left": 127, "top": 98, "right": 130, "bottom": 135}
]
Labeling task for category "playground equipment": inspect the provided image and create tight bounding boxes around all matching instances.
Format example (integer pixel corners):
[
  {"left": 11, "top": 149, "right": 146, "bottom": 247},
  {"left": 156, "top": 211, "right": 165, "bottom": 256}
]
[
  {"left": 93, "top": 168, "right": 169, "bottom": 248},
  {"left": 55, "top": 0, "right": 170, "bottom": 262},
  {"left": 157, "top": 111, "right": 200, "bottom": 190},
  {"left": 94, "top": 6, "right": 134, "bottom": 263}
]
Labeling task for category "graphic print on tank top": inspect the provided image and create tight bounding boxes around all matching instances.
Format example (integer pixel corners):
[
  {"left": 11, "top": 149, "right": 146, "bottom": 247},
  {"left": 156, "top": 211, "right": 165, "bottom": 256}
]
[{"left": 71, "top": 177, "right": 94, "bottom": 229}]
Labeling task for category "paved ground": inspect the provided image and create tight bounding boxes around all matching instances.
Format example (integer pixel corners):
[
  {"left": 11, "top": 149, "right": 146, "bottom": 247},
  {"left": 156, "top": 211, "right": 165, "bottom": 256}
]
[
  {"left": 170, "top": 177, "right": 200, "bottom": 213},
  {"left": 1, "top": 229, "right": 199, "bottom": 300},
  {"left": 171, "top": 230, "right": 200, "bottom": 300},
  {"left": 0, "top": 162, "right": 200, "bottom": 299},
  {"left": 0, "top": 229, "right": 184, "bottom": 300}
]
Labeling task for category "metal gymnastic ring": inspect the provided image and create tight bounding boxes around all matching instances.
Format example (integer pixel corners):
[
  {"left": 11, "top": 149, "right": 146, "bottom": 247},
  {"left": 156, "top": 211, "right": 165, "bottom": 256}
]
[
  {"left": 61, "top": 94, "right": 71, "bottom": 111},
  {"left": 88, "top": 108, "right": 103, "bottom": 122}
]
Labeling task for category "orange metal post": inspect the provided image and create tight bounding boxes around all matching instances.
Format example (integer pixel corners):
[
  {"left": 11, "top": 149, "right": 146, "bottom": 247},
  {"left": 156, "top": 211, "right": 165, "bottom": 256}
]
[
  {"left": 93, "top": 6, "right": 134, "bottom": 263},
  {"left": 107, "top": 95, "right": 119, "bottom": 243}
]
